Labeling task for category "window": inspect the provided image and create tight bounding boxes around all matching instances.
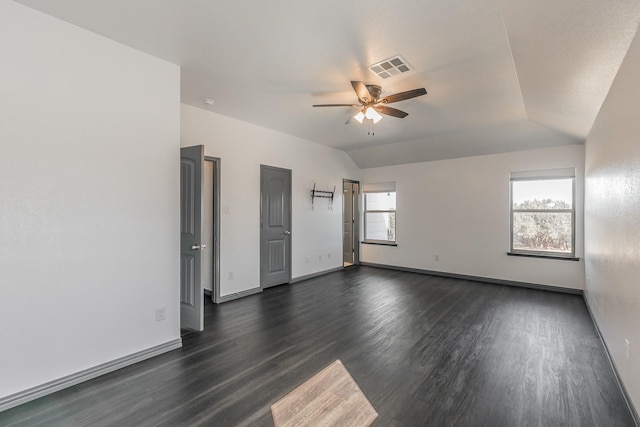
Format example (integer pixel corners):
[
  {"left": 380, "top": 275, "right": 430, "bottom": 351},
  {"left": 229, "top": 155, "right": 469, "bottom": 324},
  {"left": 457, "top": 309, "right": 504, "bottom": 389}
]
[
  {"left": 510, "top": 169, "right": 575, "bottom": 258},
  {"left": 363, "top": 182, "right": 396, "bottom": 244}
]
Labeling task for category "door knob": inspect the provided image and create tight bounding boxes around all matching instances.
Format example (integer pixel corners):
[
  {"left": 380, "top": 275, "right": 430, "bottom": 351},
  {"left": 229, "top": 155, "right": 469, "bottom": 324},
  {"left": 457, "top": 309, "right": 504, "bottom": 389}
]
[
  {"left": 284, "top": 231, "right": 291, "bottom": 235},
  {"left": 191, "top": 245, "right": 201, "bottom": 250}
]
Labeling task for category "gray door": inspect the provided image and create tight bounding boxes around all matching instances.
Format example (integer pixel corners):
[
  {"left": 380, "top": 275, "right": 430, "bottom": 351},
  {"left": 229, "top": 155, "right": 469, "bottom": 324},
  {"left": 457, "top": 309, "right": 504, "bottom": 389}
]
[
  {"left": 180, "top": 145, "right": 204, "bottom": 331},
  {"left": 343, "top": 180, "right": 359, "bottom": 266},
  {"left": 260, "top": 165, "right": 292, "bottom": 288}
]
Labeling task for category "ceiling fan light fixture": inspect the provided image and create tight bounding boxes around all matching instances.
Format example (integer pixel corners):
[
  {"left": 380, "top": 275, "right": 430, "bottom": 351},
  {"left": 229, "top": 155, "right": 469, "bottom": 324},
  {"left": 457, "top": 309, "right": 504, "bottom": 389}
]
[
  {"left": 314, "top": 80, "right": 426, "bottom": 124},
  {"left": 365, "top": 107, "right": 383, "bottom": 123}
]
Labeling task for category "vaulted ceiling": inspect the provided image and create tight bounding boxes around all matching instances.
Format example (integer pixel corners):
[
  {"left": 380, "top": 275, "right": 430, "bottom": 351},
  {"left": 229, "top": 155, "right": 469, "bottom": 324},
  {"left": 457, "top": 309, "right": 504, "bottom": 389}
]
[{"left": 16, "top": 0, "right": 640, "bottom": 168}]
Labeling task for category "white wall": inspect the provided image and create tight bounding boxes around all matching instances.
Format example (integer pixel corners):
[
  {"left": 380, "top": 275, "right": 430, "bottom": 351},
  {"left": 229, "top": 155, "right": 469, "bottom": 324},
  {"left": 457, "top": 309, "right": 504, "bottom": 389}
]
[
  {"left": 360, "top": 145, "right": 585, "bottom": 289},
  {"left": 584, "top": 25, "right": 640, "bottom": 414},
  {"left": 0, "top": 1, "right": 180, "bottom": 400},
  {"left": 181, "top": 104, "right": 360, "bottom": 297}
]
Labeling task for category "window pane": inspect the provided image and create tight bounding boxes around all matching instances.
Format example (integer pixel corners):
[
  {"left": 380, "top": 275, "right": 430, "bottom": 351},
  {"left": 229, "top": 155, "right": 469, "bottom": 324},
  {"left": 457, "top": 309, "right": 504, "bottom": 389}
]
[
  {"left": 513, "top": 212, "right": 572, "bottom": 253},
  {"left": 512, "top": 179, "right": 572, "bottom": 209},
  {"left": 365, "top": 192, "right": 396, "bottom": 210},
  {"left": 365, "top": 212, "right": 396, "bottom": 241}
]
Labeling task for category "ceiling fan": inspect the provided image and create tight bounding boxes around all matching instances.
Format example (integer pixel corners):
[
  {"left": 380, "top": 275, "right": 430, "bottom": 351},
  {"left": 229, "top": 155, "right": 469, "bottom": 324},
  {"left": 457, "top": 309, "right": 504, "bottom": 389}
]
[{"left": 313, "top": 81, "right": 427, "bottom": 124}]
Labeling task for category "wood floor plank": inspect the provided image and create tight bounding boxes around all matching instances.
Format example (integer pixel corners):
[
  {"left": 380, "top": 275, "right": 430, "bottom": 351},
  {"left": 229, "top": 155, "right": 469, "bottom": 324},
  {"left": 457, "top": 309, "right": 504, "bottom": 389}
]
[
  {"left": 0, "top": 266, "right": 634, "bottom": 426},
  {"left": 271, "top": 360, "right": 377, "bottom": 427}
]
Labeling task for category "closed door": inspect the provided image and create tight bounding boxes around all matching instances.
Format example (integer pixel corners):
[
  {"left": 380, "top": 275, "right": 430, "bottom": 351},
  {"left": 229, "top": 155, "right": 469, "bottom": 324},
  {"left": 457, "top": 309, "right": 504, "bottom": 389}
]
[
  {"left": 180, "top": 145, "right": 204, "bottom": 331},
  {"left": 260, "top": 165, "right": 292, "bottom": 288}
]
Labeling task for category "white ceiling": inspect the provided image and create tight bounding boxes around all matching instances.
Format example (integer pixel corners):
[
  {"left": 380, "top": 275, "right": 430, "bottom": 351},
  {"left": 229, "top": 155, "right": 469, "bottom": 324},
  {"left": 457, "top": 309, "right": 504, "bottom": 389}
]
[{"left": 15, "top": 0, "right": 640, "bottom": 168}]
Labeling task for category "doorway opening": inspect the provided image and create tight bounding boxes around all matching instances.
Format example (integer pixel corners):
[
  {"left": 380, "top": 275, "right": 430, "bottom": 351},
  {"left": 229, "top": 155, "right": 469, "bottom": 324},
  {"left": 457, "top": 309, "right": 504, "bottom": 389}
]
[
  {"left": 203, "top": 157, "right": 220, "bottom": 304},
  {"left": 343, "top": 179, "right": 360, "bottom": 267}
]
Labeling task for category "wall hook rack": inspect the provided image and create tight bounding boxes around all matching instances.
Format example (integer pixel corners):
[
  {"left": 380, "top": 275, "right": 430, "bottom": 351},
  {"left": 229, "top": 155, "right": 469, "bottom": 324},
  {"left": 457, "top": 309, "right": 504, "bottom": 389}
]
[{"left": 311, "top": 183, "right": 335, "bottom": 210}]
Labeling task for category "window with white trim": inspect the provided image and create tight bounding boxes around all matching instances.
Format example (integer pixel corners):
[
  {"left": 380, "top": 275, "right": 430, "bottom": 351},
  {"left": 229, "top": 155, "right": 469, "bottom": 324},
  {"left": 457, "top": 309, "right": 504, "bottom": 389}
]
[
  {"left": 363, "top": 182, "right": 396, "bottom": 244},
  {"left": 510, "top": 168, "right": 575, "bottom": 258}
]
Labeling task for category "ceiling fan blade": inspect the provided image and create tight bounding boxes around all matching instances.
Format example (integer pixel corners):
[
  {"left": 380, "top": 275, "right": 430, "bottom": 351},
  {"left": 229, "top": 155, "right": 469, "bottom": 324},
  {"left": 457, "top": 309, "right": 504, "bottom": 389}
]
[
  {"left": 381, "top": 88, "right": 427, "bottom": 104},
  {"left": 351, "top": 81, "right": 372, "bottom": 103},
  {"left": 313, "top": 103, "right": 361, "bottom": 107},
  {"left": 375, "top": 105, "right": 409, "bottom": 118}
]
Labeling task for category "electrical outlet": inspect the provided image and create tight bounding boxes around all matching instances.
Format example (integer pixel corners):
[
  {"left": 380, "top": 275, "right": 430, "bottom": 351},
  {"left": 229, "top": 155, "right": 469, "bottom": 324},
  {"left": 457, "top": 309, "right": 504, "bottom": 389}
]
[
  {"left": 328, "top": 253, "right": 331, "bottom": 259},
  {"left": 305, "top": 257, "right": 309, "bottom": 264},
  {"left": 434, "top": 254, "right": 440, "bottom": 262},
  {"left": 155, "top": 307, "right": 166, "bottom": 322},
  {"left": 625, "top": 339, "right": 630, "bottom": 360},
  {"left": 228, "top": 271, "right": 234, "bottom": 280},
  {"left": 318, "top": 254, "right": 322, "bottom": 261}
]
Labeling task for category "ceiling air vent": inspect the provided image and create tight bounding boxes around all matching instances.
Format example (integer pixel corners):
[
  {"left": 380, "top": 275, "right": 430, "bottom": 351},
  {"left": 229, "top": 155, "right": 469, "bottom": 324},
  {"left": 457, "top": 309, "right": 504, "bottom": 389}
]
[{"left": 369, "top": 55, "right": 413, "bottom": 79}]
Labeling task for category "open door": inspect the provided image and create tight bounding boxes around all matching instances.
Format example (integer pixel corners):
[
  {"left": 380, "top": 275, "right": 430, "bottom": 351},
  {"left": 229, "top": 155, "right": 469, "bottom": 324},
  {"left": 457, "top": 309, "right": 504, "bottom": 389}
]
[
  {"left": 260, "top": 165, "right": 292, "bottom": 288},
  {"left": 343, "top": 180, "right": 359, "bottom": 267},
  {"left": 180, "top": 145, "right": 204, "bottom": 331}
]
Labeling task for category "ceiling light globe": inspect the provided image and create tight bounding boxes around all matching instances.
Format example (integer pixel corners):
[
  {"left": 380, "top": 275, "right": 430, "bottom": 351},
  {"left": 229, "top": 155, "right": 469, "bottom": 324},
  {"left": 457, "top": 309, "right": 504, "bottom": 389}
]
[
  {"left": 365, "top": 107, "right": 375, "bottom": 119},
  {"left": 366, "top": 107, "right": 383, "bottom": 123}
]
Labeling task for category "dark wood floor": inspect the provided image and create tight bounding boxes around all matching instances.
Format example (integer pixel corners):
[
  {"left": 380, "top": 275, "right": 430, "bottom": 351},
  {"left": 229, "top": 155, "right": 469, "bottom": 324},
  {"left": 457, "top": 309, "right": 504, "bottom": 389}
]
[{"left": 1, "top": 266, "right": 634, "bottom": 426}]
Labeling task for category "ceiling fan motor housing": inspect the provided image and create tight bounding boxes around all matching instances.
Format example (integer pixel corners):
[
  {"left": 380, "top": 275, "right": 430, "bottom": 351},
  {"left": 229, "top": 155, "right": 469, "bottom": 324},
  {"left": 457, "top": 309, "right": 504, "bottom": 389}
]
[{"left": 365, "top": 84, "right": 382, "bottom": 101}]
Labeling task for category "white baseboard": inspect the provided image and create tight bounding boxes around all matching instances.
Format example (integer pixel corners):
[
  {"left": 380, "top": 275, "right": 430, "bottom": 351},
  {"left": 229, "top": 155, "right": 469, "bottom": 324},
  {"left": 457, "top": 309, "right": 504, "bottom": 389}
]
[{"left": 0, "top": 338, "right": 182, "bottom": 412}]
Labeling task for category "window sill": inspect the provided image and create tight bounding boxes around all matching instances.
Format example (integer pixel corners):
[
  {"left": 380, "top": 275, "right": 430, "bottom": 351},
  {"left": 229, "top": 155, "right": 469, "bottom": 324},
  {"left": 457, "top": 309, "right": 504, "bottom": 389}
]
[
  {"left": 507, "top": 252, "right": 580, "bottom": 261},
  {"left": 362, "top": 241, "right": 398, "bottom": 247}
]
